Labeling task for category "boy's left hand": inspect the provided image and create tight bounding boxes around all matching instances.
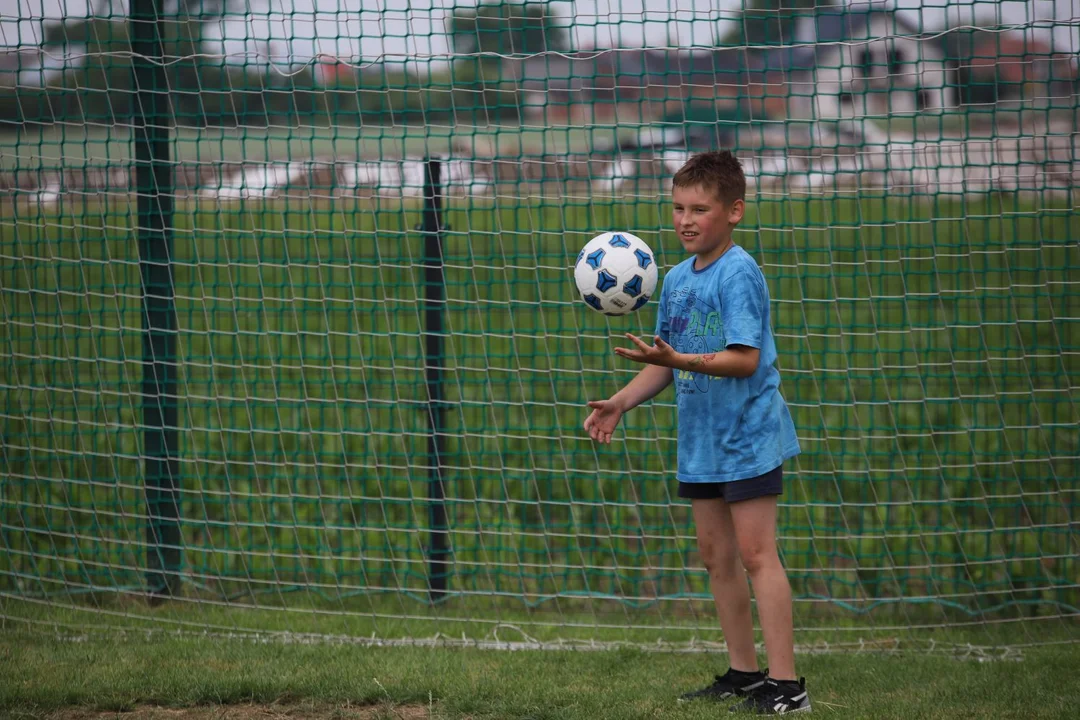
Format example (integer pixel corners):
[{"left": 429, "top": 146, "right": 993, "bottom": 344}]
[{"left": 614, "top": 334, "right": 680, "bottom": 368}]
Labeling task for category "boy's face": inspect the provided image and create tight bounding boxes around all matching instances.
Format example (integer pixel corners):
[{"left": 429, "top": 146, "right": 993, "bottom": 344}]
[{"left": 671, "top": 184, "right": 745, "bottom": 260}]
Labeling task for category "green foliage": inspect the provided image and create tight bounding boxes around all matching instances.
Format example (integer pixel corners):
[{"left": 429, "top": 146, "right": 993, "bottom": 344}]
[
  {"left": 356, "top": 66, "right": 455, "bottom": 124},
  {"left": 447, "top": 1, "right": 570, "bottom": 56},
  {"left": 445, "top": 1, "right": 572, "bottom": 122},
  {"left": 0, "top": 0, "right": 573, "bottom": 126},
  {"left": 0, "top": 0, "right": 242, "bottom": 126},
  {"left": 720, "top": 0, "right": 833, "bottom": 48},
  {"left": 449, "top": 57, "right": 526, "bottom": 123}
]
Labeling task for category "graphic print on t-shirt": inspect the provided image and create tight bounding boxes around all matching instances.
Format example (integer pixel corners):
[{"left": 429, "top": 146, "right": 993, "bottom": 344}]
[{"left": 666, "top": 286, "right": 723, "bottom": 395}]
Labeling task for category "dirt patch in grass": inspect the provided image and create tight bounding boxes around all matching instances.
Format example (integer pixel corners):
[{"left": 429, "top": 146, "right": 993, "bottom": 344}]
[{"left": 41, "top": 703, "right": 438, "bottom": 720}]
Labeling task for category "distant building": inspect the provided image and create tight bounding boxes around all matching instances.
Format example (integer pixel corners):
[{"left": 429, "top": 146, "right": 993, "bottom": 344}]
[
  {"left": 942, "top": 28, "right": 1079, "bottom": 106},
  {"left": 511, "top": 2, "right": 964, "bottom": 130},
  {"left": 511, "top": 48, "right": 766, "bottom": 125},
  {"left": 777, "top": 2, "right": 958, "bottom": 122}
]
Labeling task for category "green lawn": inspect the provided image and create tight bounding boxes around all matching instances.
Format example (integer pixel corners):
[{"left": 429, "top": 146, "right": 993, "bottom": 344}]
[
  {"left": 1, "top": 194, "right": 1078, "bottom": 649},
  {"left": 1, "top": 624, "right": 1078, "bottom": 719}
]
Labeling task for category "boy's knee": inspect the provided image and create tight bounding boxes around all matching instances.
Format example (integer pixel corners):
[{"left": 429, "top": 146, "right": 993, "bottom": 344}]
[
  {"left": 738, "top": 543, "right": 779, "bottom": 575},
  {"left": 699, "top": 544, "right": 741, "bottom": 580}
]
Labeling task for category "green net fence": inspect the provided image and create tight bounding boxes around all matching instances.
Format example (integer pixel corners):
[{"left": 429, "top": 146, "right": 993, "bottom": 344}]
[{"left": 1, "top": 0, "right": 1078, "bottom": 649}]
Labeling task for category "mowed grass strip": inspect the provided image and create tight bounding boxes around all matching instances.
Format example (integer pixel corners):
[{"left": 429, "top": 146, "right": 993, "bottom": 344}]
[{"left": 1, "top": 629, "right": 1078, "bottom": 719}]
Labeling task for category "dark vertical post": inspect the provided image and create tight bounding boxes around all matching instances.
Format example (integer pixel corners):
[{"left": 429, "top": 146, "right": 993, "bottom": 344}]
[
  {"left": 131, "top": 0, "right": 179, "bottom": 599},
  {"left": 422, "top": 159, "right": 449, "bottom": 601}
]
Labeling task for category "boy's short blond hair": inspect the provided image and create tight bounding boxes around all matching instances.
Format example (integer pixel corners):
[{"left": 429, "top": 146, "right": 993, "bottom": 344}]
[{"left": 672, "top": 151, "right": 746, "bottom": 206}]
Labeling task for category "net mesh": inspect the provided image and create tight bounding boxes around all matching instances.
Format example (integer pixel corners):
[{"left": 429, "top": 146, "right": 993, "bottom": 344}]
[{"left": 1, "top": 0, "right": 1078, "bottom": 650}]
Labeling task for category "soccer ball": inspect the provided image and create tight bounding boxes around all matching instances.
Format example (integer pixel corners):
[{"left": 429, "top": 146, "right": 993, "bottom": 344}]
[{"left": 574, "top": 231, "right": 659, "bottom": 315}]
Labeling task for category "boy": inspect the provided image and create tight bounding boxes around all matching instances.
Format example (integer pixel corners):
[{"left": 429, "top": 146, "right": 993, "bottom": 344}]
[{"left": 583, "top": 151, "right": 810, "bottom": 714}]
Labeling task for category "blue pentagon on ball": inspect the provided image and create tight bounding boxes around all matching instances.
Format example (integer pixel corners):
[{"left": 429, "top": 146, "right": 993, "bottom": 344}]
[
  {"left": 623, "top": 275, "right": 643, "bottom": 297},
  {"left": 583, "top": 294, "right": 604, "bottom": 311},
  {"left": 608, "top": 234, "right": 631, "bottom": 248},
  {"left": 595, "top": 270, "right": 618, "bottom": 293},
  {"left": 632, "top": 294, "right": 650, "bottom": 311},
  {"left": 586, "top": 248, "right": 606, "bottom": 270},
  {"left": 634, "top": 249, "right": 652, "bottom": 269}
]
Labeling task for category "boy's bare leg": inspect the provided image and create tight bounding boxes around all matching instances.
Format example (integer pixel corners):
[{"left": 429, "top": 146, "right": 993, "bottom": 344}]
[
  {"left": 692, "top": 498, "right": 759, "bottom": 672},
  {"left": 729, "top": 494, "right": 796, "bottom": 681}
]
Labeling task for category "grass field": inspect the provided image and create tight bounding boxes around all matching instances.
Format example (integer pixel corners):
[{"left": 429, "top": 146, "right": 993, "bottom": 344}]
[
  {"left": 2, "top": 193, "right": 1078, "bottom": 611},
  {"left": 2, "top": 592, "right": 1079, "bottom": 719},
  {"left": 2, "top": 193, "right": 1071, "bottom": 604},
  {"left": 1, "top": 189, "right": 1078, "bottom": 720},
  {"left": 1, "top": 620, "right": 1079, "bottom": 719},
  {"left": 2, "top": 581, "right": 1078, "bottom": 718}
]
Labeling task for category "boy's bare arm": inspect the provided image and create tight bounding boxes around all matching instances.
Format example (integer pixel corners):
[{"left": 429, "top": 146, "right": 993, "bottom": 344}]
[
  {"left": 609, "top": 363, "right": 673, "bottom": 411},
  {"left": 615, "top": 334, "right": 759, "bottom": 379},
  {"left": 676, "top": 345, "right": 759, "bottom": 379}
]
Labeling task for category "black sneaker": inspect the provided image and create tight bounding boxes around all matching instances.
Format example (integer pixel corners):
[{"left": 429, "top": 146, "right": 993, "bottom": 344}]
[
  {"left": 729, "top": 677, "right": 811, "bottom": 714},
  {"left": 678, "top": 668, "right": 768, "bottom": 703}
]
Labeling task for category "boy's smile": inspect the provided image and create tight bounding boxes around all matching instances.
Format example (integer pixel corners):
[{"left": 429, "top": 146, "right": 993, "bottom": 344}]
[{"left": 672, "top": 184, "right": 745, "bottom": 268}]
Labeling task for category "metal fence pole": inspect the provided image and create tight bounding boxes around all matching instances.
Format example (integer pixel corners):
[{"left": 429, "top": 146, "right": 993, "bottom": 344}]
[
  {"left": 421, "top": 159, "right": 449, "bottom": 602},
  {"left": 131, "top": 0, "right": 179, "bottom": 600}
]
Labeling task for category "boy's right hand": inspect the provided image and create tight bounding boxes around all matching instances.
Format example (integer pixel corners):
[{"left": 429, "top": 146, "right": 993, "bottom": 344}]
[{"left": 583, "top": 399, "right": 624, "bottom": 444}]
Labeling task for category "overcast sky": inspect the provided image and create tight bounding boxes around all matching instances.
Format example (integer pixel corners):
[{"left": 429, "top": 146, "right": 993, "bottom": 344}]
[{"left": 3, "top": 0, "right": 1079, "bottom": 68}]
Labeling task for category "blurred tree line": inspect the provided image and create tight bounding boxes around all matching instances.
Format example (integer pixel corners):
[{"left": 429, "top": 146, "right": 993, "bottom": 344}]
[
  {"left": 718, "top": 0, "right": 829, "bottom": 47},
  {"left": 0, "top": 0, "right": 569, "bottom": 128},
  {"left": 6, "top": 0, "right": 1055, "bottom": 129}
]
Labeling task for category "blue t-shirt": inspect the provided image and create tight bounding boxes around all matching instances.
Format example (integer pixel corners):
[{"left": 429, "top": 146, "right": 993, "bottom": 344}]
[{"left": 655, "top": 245, "right": 800, "bottom": 483}]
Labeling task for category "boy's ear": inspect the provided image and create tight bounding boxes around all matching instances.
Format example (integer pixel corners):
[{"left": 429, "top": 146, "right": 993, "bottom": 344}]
[{"left": 728, "top": 198, "right": 746, "bottom": 224}]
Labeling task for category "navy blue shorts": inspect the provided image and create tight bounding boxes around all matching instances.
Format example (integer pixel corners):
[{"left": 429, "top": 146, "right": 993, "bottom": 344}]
[{"left": 677, "top": 465, "right": 783, "bottom": 503}]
